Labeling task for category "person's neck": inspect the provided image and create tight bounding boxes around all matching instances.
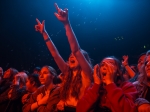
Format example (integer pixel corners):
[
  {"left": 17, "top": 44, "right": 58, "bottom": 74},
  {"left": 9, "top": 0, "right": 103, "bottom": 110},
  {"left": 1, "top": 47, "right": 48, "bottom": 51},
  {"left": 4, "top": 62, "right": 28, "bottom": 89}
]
[{"left": 45, "top": 83, "right": 54, "bottom": 90}]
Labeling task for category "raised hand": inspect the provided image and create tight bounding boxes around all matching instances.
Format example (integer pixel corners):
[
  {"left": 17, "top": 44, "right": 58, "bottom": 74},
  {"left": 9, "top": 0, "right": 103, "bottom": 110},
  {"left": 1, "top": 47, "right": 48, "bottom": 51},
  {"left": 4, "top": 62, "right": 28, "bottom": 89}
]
[
  {"left": 54, "top": 3, "right": 69, "bottom": 24},
  {"left": 122, "top": 55, "right": 128, "bottom": 67},
  {"left": 93, "top": 64, "right": 101, "bottom": 85},
  {"left": 35, "top": 18, "right": 45, "bottom": 34},
  {"left": 100, "top": 62, "right": 115, "bottom": 85}
]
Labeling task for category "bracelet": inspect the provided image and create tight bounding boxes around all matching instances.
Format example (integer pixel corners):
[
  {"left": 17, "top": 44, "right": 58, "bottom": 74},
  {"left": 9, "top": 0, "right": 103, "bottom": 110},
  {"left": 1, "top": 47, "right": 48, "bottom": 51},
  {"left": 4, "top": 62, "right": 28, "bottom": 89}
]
[
  {"left": 44, "top": 38, "right": 50, "bottom": 42},
  {"left": 37, "top": 101, "right": 39, "bottom": 107}
]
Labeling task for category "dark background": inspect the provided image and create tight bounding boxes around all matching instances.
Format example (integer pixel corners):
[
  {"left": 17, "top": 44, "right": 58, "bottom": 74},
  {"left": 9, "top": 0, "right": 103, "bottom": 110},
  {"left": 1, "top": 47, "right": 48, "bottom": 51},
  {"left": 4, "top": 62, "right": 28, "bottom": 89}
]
[{"left": 0, "top": 0, "right": 150, "bottom": 73}]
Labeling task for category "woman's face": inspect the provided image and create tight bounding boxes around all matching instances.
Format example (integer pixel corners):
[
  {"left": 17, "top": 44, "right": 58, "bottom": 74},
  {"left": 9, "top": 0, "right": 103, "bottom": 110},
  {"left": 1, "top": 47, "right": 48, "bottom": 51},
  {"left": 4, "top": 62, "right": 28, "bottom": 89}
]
[
  {"left": 26, "top": 78, "right": 33, "bottom": 92},
  {"left": 145, "top": 55, "right": 150, "bottom": 78},
  {"left": 68, "top": 53, "right": 79, "bottom": 69},
  {"left": 99, "top": 58, "right": 117, "bottom": 82},
  {"left": 39, "top": 67, "right": 53, "bottom": 85}
]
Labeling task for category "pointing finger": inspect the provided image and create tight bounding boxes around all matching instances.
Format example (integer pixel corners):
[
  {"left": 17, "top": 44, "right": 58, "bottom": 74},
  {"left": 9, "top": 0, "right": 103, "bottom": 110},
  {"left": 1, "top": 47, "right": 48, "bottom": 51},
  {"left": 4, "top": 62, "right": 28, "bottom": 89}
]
[
  {"left": 54, "top": 3, "right": 59, "bottom": 12},
  {"left": 36, "top": 18, "right": 41, "bottom": 24}
]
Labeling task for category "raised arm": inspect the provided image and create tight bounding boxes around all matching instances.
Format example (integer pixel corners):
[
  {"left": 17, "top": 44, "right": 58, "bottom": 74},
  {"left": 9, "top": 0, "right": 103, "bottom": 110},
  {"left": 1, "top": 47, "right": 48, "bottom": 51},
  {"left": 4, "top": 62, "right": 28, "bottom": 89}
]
[
  {"left": 54, "top": 3, "right": 93, "bottom": 80},
  {"left": 35, "top": 19, "right": 68, "bottom": 73},
  {"left": 122, "top": 55, "right": 135, "bottom": 78}
]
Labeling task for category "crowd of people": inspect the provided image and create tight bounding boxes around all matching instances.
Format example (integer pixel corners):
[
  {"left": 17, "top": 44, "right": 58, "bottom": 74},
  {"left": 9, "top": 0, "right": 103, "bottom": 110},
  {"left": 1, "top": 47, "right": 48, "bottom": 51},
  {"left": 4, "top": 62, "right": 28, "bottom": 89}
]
[{"left": 0, "top": 3, "right": 150, "bottom": 112}]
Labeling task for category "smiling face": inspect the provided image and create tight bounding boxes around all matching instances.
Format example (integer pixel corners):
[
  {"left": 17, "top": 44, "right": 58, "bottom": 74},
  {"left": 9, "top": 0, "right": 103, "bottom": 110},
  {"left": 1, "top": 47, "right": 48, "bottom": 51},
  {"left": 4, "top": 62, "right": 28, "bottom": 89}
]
[
  {"left": 68, "top": 53, "right": 79, "bottom": 69},
  {"left": 145, "top": 55, "right": 150, "bottom": 78},
  {"left": 39, "top": 67, "right": 53, "bottom": 86}
]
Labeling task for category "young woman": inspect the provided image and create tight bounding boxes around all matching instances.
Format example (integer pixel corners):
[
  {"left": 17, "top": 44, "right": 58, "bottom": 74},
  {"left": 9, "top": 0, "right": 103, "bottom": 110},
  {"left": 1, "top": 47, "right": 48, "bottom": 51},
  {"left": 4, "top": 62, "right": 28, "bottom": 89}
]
[
  {"left": 127, "top": 53, "right": 146, "bottom": 83},
  {"left": 0, "top": 72, "right": 28, "bottom": 112},
  {"left": 34, "top": 3, "right": 93, "bottom": 112},
  {"left": 22, "top": 66, "right": 60, "bottom": 112},
  {"left": 0, "top": 68, "right": 18, "bottom": 94},
  {"left": 22, "top": 73, "right": 41, "bottom": 105},
  {"left": 134, "top": 50, "right": 150, "bottom": 112},
  {"left": 77, "top": 56, "right": 138, "bottom": 112}
]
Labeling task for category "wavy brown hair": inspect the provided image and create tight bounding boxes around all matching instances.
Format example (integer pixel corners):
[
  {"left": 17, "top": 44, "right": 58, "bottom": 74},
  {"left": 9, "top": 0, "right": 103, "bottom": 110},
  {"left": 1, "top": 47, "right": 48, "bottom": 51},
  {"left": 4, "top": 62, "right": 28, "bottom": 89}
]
[
  {"left": 138, "top": 50, "right": 150, "bottom": 84},
  {"left": 61, "top": 49, "right": 92, "bottom": 100}
]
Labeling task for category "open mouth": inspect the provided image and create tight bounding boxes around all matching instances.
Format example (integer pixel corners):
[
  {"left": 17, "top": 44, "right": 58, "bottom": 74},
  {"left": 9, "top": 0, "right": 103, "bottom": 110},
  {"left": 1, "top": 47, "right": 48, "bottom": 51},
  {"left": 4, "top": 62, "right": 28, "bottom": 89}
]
[
  {"left": 70, "top": 60, "right": 75, "bottom": 63},
  {"left": 102, "top": 72, "right": 106, "bottom": 76}
]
